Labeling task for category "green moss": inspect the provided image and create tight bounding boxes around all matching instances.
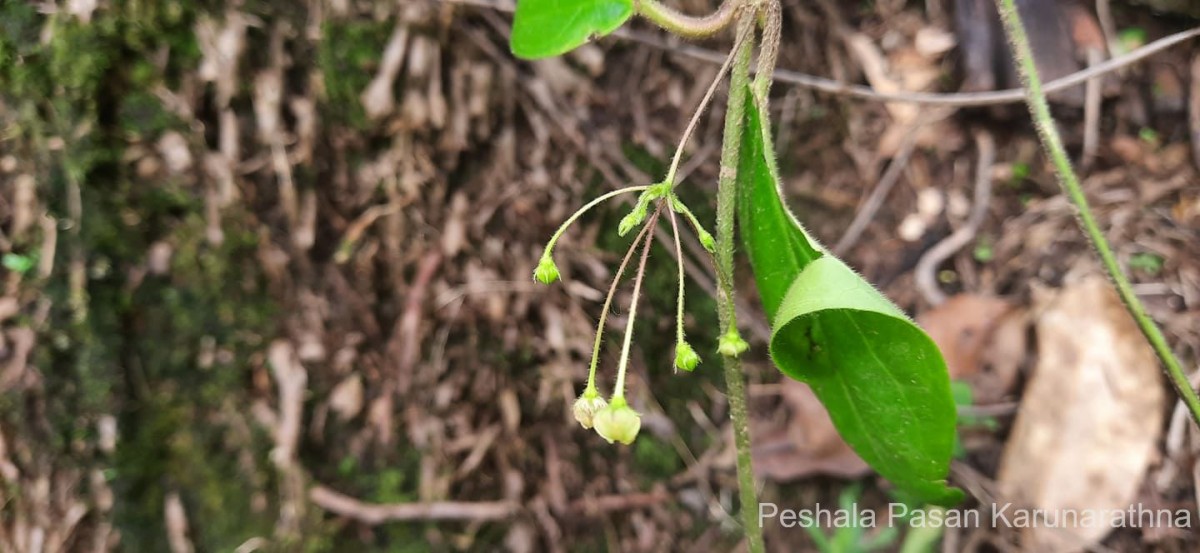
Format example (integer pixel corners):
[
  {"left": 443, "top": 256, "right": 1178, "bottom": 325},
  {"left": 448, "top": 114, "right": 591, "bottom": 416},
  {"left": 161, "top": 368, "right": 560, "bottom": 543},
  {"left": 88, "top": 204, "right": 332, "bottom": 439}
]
[
  {"left": 0, "top": 2, "right": 334, "bottom": 549},
  {"left": 317, "top": 18, "right": 394, "bottom": 129},
  {"left": 634, "top": 435, "right": 681, "bottom": 479},
  {"left": 1129, "top": 252, "right": 1165, "bottom": 276},
  {"left": 108, "top": 211, "right": 286, "bottom": 550},
  {"left": 120, "top": 89, "right": 181, "bottom": 136},
  {"left": 322, "top": 450, "right": 427, "bottom": 549},
  {"left": 0, "top": 3, "right": 514, "bottom": 550}
]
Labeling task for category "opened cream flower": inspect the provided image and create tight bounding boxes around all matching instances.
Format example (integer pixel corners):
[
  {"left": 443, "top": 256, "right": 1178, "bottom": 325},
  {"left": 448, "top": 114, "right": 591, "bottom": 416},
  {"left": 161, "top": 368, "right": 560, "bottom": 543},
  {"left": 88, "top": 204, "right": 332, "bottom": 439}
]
[
  {"left": 592, "top": 398, "right": 641, "bottom": 445},
  {"left": 572, "top": 392, "right": 608, "bottom": 429}
]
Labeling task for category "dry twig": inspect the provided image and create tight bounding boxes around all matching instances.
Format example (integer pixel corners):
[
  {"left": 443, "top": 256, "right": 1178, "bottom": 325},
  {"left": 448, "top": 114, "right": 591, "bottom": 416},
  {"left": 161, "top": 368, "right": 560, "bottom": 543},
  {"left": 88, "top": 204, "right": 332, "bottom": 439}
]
[
  {"left": 833, "top": 116, "right": 924, "bottom": 255},
  {"left": 442, "top": 0, "right": 1200, "bottom": 107},
  {"left": 915, "top": 130, "right": 996, "bottom": 306},
  {"left": 566, "top": 488, "right": 671, "bottom": 515},
  {"left": 309, "top": 485, "right": 519, "bottom": 523}
]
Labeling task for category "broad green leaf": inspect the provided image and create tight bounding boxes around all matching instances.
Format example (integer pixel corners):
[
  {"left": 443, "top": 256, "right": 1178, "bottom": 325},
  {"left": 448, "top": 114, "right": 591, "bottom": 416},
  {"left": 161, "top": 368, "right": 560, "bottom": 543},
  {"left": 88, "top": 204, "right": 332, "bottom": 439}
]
[
  {"left": 737, "top": 91, "right": 963, "bottom": 506},
  {"left": 510, "top": 0, "right": 633, "bottom": 60}
]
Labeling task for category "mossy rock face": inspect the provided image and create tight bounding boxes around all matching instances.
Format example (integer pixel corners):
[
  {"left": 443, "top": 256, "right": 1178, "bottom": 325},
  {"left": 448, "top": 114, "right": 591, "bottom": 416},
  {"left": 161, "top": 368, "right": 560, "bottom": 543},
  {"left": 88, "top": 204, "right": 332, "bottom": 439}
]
[
  {"left": 0, "top": 2, "right": 294, "bottom": 550},
  {"left": 317, "top": 18, "right": 394, "bottom": 129},
  {"left": 112, "top": 214, "right": 280, "bottom": 551},
  {"left": 0, "top": 0, "right": 445, "bottom": 545}
]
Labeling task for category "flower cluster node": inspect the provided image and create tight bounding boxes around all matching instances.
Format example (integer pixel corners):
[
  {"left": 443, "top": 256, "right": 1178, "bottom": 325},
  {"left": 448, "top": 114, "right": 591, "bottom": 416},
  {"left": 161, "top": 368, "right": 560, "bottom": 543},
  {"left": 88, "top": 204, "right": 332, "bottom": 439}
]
[{"left": 537, "top": 183, "right": 728, "bottom": 446}]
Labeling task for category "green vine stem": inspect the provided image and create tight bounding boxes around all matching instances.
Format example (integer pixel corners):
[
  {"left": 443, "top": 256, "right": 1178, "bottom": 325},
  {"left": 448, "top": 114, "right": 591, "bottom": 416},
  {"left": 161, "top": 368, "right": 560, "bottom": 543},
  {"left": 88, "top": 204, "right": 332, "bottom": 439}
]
[
  {"left": 995, "top": 0, "right": 1200, "bottom": 426},
  {"left": 715, "top": 9, "right": 765, "bottom": 553},
  {"left": 752, "top": 0, "right": 781, "bottom": 103},
  {"left": 636, "top": 0, "right": 739, "bottom": 39}
]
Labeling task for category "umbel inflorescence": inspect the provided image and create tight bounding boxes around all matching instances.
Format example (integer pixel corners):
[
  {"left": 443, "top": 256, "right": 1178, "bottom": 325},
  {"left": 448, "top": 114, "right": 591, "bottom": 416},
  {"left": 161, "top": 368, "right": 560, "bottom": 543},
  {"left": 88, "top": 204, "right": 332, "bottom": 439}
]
[
  {"left": 534, "top": 181, "right": 716, "bottom": 445},
  {"left": 532, "top": 23, "right": 752, "bottom": 444}
]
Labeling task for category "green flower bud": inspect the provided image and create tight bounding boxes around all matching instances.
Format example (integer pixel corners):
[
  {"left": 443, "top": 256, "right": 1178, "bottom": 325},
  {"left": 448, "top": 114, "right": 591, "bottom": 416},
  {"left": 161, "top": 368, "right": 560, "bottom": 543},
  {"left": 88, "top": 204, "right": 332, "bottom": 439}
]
[
  {"left": 717, "top": 329, "right": 749, "bottom": 358},
  {"left": 697, "top": 229, "right": 716, "bottom": 253},
  {"left": 534, "top": 256, "right": 560, "bottom": 284},
  {"left": 667, "top": 195, "right": 715, "bottom": 252},
  {"left": 674, "top": 341, "right": 700, "bottom": 372},
  {"left": 593, "top": 399, "right": 641, "bottom": 445},
  {"left": 618, "top": 206, "right": 647, "bottom": 237},
  {"left": 572, "top": 391, "right": 607, "bottom": 429}
]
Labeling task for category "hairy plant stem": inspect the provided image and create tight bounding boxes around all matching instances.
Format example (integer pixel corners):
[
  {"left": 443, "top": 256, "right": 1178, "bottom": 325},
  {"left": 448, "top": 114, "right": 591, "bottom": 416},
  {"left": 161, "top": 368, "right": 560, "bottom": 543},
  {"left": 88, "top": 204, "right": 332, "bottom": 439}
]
[
  {"left": 752, "top": 0, "right": 781, "bottom": 102},
  {"left": 664, "top": 27, "right": 744, "bottom": 188},
  {"left": 995, "top": 0, "right": 1200, "bottom": 426},
  {"left": 667, "top": 208, "right": 688, "bottom": 345},
  {"left": 613, "top": 210, "right": 661, "bottom": 400},
  {"left": 540, "top": 185, "right": 649, "bottom": 260},
  {"left": 715, "top": 9, "right": 764, "bottom": 553},
  {"left": 587, "top": 211, "right": 660, "bottom": 394},
  {"left": 715, "top": 0, "right": 754, "bottom": 339},
  {"left": 636, "top": 0, "right": 739, "bottom": 39}
]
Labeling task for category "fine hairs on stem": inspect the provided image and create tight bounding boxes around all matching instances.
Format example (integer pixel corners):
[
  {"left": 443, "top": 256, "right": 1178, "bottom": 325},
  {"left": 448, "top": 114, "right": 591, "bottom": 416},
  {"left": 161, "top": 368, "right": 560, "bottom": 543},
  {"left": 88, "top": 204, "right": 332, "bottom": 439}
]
[
  {"left": 638, "top": 1, "right": 765, "bottom": 544},
  {"left": 585, "top": 209, "right": 661, "bottom": 393},
  {"left": 539, "top": 185, "right": 649, "bottom": 261},
  {"left": 663, "top": 22, "right": 747, "bottom": 188},
  {"left": 636, "top": 0, "right": 739, "bottom": 39},
  {"left": 713, "top": 6, "right": 765, "bottom": 553},
  {"left": 994, "top": 0, "right": 1200, "bottom": 426},
  {"left": 524, "top": 0, "right": 769, "bottom": 547},
  {"left": 666, "top": 206, "right": 701, "bottom": 371},
  {"left": 668, "top": 208, "right": 687, "bottom": 345},
  {"left": 612, "top": 207, "right": 661, "bottom": 399}
]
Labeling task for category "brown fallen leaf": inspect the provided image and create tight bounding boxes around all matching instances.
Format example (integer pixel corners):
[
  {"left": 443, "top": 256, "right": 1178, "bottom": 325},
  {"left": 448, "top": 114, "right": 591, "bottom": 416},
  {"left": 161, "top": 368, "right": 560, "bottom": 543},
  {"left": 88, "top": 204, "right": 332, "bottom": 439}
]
[
  {"left": 998, "top": 276, "right": 1165, "bottom": 552},
  {"left": 918, "top": 294, "right": 1012, "bottom": 379},
  {"left": 918, "top": 294, "right": 1025, "bottom": 403},
  {"left": 752, "top": 380, "right": 870, "bottom": 481},
  {"left": 978, "top": 307, "right": 1029, "bottom": 404}
]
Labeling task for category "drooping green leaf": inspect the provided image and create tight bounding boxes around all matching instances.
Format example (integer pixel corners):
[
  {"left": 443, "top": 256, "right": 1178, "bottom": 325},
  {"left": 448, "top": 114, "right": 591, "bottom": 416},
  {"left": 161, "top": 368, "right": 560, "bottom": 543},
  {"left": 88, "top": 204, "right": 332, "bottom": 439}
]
[
  {"left": 509, "top": 0, "right": 633, "bottom": 60},
  {"left": 737, "top": 91, "right": 963, "bottom": 506}
]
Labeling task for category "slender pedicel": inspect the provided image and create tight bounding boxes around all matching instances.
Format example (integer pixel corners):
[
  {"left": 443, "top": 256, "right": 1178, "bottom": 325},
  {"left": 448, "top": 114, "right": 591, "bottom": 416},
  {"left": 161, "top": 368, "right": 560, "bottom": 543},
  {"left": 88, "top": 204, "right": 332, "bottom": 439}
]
[
  {"left": 612, "top": 208, "right": 660, "bottom": 402},
  {"left": 667, "top": 208, "right": 699, "bottom": 371},
  {"left": 582, "top": 212, "right": 659, "bottom": 401},
  {"left": 535, "top": 185, "right": 650, "bottom": 284}
]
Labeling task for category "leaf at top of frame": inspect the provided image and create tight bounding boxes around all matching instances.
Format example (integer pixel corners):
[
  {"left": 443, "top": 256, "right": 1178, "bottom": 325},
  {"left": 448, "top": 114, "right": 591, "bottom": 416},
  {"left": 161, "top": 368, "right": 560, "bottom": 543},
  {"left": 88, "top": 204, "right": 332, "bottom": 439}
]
[{"left": 510, "top": 0, "right": 633, "bottom": 59}]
